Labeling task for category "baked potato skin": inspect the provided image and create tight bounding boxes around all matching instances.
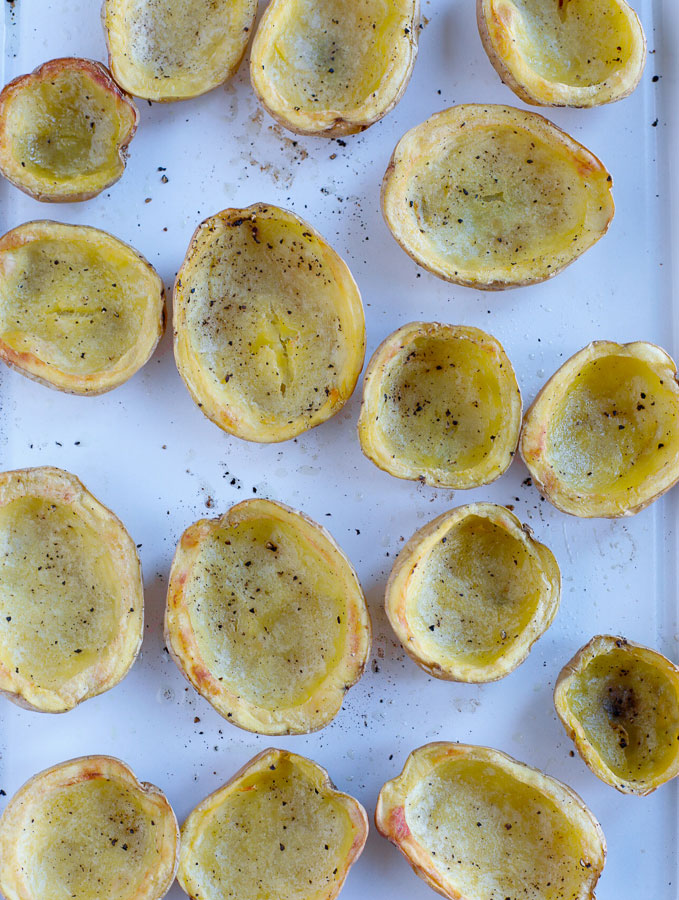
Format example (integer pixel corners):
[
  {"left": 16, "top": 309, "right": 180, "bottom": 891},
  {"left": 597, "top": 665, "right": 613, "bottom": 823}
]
[
  {"left": 554, "top": 636, "right": 679, "bottom": 795},
  {"left": 520, "top": 341, "right": 679, "bottom": 517},
  {"left": 381, "top": 104, "right": 614, "bottom": 289},
  {"left": 0, "top": 220, "right": 166, "bottom": 395},
  {"left": 250, "top": 0, "right": 420, "bottom": 137},
  {"left": 102, "top": 0, "right": 258, "bottom": 102},
  {"left": 477, "top": 0, "right": 646, "bottom": 108},
  {"left": 0, "top": 58, "right": 138, "bottom": 203},
  {"left": 165, "top": 498, "right": 371, "bottom": 735},
  {"left": 0, "top": 756, "right": 179, "bottom": 900},
  {"left": 376, "top": 743, "right": 606, "bottom": 900},
  {"left": 178, "top": 748, "right": 368, "bottom": 900},
  {"left": 0, "top": 467, "right": 144, "bottom": 714},
  {"left": 385, "top": 503, "right": 561, "bottom": 683}
]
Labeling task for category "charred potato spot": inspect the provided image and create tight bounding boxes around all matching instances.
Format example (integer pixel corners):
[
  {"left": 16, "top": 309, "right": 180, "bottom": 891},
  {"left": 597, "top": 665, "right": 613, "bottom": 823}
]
[
  {"left": 376, "top": 743, "right": 605, "bottom": 900},
  {"left": 178, "top": 750, "right": 367, "bottom": 900},
  {"left": 0, "top": 467, "right": 143, "bottom": 713},
  {"left": 477, "top": 0, "right": 646, "bottom": 107},
  {"left": 0, "top": 59, "right": 138, "bottom": 202},
  {"left": 173, "top": 205, "right": 365, "bottom": 443},
  {"left": 386, "top": 503, "right": 560, "bottom": 682},
  {"left": 0, "top": 757, "right": 179, "bottom": 900},
  {"left": 381, "top": 104, "right": 614, "bottom": 289},
  {"left": 0, "top": 221, "right": 165, "bottom": 395},
  {"left": 555, "top": 636, "right": 679, "bottom": 794},
  {"left": 250, "top": 0, "right": 419, "bottom": 136},
  {"left": 521, "top": 341, "right": 679, "bottom": 517},
  {"left": 104, "top": 0, "right": 257, "bottom": 101},
  {"left": 358, "top": 323, "right": 521, "bottom": 488},
  {"left": 165, "top": 499, "right": 371, "bottom": 734}
]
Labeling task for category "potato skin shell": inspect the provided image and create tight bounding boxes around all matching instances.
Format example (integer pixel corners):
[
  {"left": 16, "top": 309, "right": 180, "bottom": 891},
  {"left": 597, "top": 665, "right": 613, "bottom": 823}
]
[
  {"left": 476, "top": 0, "right": 646, "bottom": 108},
  {"left": 0, "top": 220, "right": 166, "bottom": 395},
  {"left": 0, "top": 58, "right": 139, "bottom": 202},
  {"left": 554, "top": 635, "right": 679, "bottom": 795},
  {"left": 385, "top": 503, "right": 561, "bottom": 682},
  {"left": 0, "top": 755, "right": 180, "bottom": 900}
]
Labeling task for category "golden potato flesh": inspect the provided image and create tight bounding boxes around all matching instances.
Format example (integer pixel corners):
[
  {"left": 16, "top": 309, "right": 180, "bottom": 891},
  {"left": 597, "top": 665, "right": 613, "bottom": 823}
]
[
  {"left": 0, "top": 221, "right": 165, "bottom": 395},
  {"left": 0, "top": 58, "right": 138, "bottom": 202},
  {"left": 250, "top": 0, "right": 419, "bottom": 136},
  {"left": 178, "top": 749, "right": 367, "bottom": 900},
  {"left": 521, "top": 341, "right": 679, "bottom": 517},
  {"left": 0, "top": 756, "right": 179, "bottom": 900},
  {"left": 382, "top": 104, "right": 614, "bottom": 289},
  {"left": 376, "top": 743, "right": 606, "bottom": 900},
  {"left": 386, "top": 503, "right": 560, "bottom": 682},
  {"left": 165, "top": 498, "right": 371, "bottom": 734},
  {"left": 0, "top": 467, "right": 143, "bottom": 713},
  {"left": 173, "top": 204, "right": 365, "bottom": 443},
  {"left": 477, "top": 0, "right": 646, "bottom": 107},
  {"left": 358, "top": 322, "right": 521, "bottom": 488},
  {"left": 555, "top": 636, "right": 679, "bottom": 795},
  {"left": 103, "top": 0, "right": 257, "bottom": 101}
]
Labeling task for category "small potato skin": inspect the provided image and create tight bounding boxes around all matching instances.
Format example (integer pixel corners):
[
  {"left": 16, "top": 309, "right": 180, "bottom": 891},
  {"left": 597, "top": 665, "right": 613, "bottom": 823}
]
[
  {"left": 476, "top": 0, "right": 646, "bottom": 108},
  {"left": 0, "top": 58, "right": 138, "bottom": 202}
]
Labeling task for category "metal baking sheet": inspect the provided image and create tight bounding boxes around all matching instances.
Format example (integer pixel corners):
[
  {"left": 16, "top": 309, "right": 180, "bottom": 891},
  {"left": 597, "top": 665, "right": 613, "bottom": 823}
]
[{"left": 1, "top": 0, "right": 678, "bottom": 897}]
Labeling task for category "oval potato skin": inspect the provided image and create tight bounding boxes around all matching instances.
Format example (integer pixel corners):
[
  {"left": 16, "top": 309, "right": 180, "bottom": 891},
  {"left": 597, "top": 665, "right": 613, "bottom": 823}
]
[
  {"left": 358, "top": 322, "right": 522, "bottom": 489},
  {"left": 165, "top": 498, "right": 371, "bottom": 735},
  {"left": 382, "top": 104, "right": 614, "bottom": 289},
  {"left": 385, "top": 503, "right": 561, "bottom": 682},
  {"left": 0, "top": 756, "right": 179, "bottom": 900},
  {"left": 0, "top": 220, "right": 165, "bottom": 395},
  {"left": 520, "top": 340, "right": 679, "bottom": 517},
  {"left": 477, "top": 0, "right": 646, "bottom": 108},
  {"left": 250, "top": 0, "right": 420, "bottom": 137},
  {"left": 103, "top": 0, "right": 257, "bottom": 101},
  {"left": 555, "top": 635, "right": 679, "bottom": 795},
  {"left": 173, "top": 203, "right": 365, "bottom": 443},
  {"left": 0, "top": 58, "right": 138, "bottom": 202},
  {"left": 376, "top": 742, "right": 606, "bottom": 900},
  {"left": 0, "top": 466, "right": 144, "bottom": 713},
  {"left": 178, "top": 748, "right": 368, "bottom": 900}
]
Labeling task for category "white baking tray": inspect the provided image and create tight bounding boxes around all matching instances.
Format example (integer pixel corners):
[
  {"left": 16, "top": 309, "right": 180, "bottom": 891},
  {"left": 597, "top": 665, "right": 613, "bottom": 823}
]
[{"left": 1, "top": 0, "right": 678, "bottom": 897}]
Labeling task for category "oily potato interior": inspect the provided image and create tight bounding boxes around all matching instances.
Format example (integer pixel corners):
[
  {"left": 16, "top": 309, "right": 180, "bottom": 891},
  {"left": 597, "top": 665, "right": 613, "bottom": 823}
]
[
  {"left": 555, "top": 637, "right": 679, "bottom": 794},
  {"left": 387, "top": 504, "right": 560, "bottom": 681},
  {"left": 0, "top": 221, "right": 164, "bottom": 394},
  {"left": 104, "top": 0, "right": 257, "bottom": 101},
  {"left": 0, "top": 60, "right": 138, "bottom": 202},
  {"left": 376, "top": 744, "right": 605, "bottom": 900},
  {"left": 174, "top": 205, "right": 365, "bottom": 443},
  {"left": 382, "top": 105, "right": 614, "bottom": 288},
  {"left": 179, "top": 750, "right": 367, "bottom": 900},
  {"left": 0, "top": 757, "right": 178, "bottom": 900},
  {"left": 358, "top": 323, "right": 521, "bottom": 488},
  {"left": 250, "top": 0, "right": 419, "bottom": 136}
]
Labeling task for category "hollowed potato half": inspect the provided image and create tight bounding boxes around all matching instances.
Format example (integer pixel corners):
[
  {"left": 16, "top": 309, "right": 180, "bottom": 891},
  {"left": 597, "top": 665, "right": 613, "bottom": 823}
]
[
  {"left": 520, "top": 341, "right": 679, "bottom": 517},
  {"left": 0, "top": 467, "right": 143, "bottom": 713},
  {"left": 385, "top": 503, "right": 560, "bottom": 682},
  {"left": 178, "top": 748, "right": 367, "bottom": 900},
  {"left": 0, "top": 756, "right": 179, "bottom": 900},
  {"left": 477, "top": 0, "right": 646, "bottom": 108},
  {"left": 0, "top": 58, "right": 138, "bottom": 202},
  {"left": 358, "top": 323, "right": 521, "bottom": 488},
  {"left": 382, "top": 104, "right": 614, "bottom": 289},
  {"left": 555, "top": 636, "right": 679, "bottom": 795},
  {"left": 103, "top": 0, "right": 257, "bottom": 101},
  {"left": 174, "top": 204, "right": 365, "bottom": 443},
  {"left": 165, "top": 498, "right": 371, "bottom": 734},
  {"left": 376, "top": 743, "right": 606, "bottom": 900},
  {"left": 0, "top": 221, "right": 165, "bottom": 395},
  {"left": 250, "top": 0, "right": 420, "bottom": 137}
]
